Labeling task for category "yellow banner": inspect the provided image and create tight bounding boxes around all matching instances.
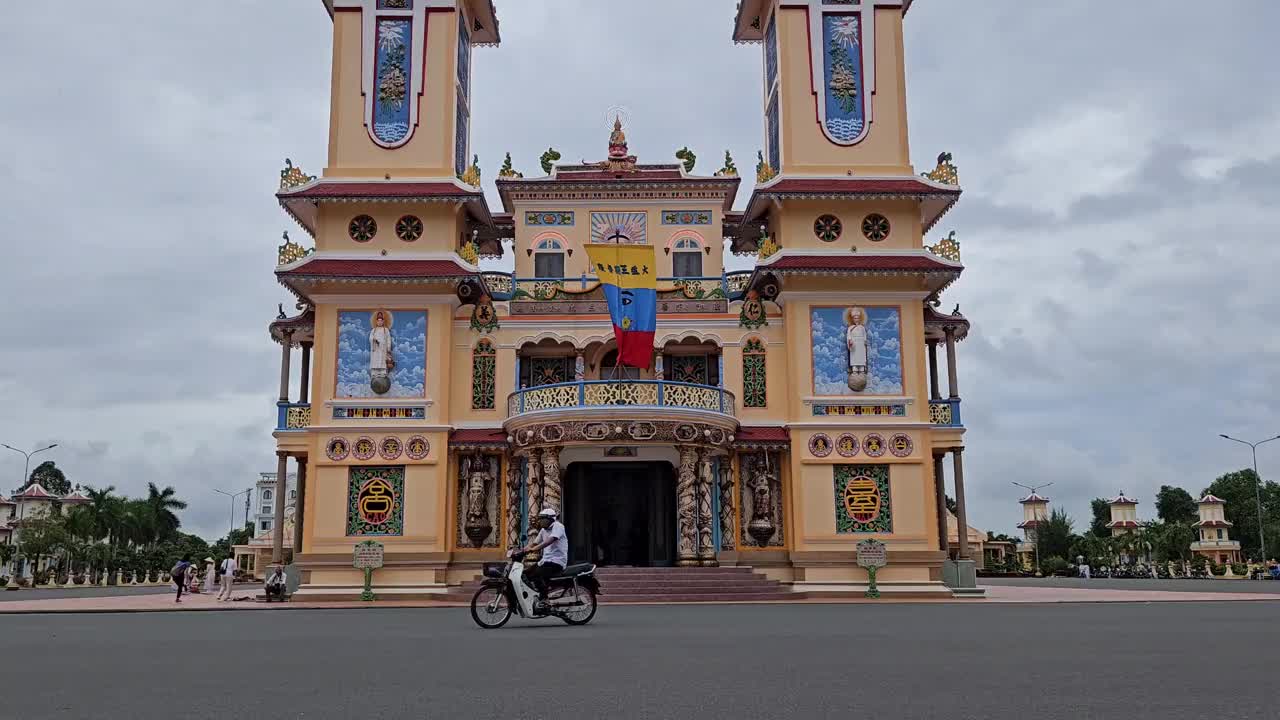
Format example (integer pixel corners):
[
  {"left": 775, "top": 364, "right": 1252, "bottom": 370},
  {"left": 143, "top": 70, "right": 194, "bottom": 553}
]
[{"left": 584, "top": 243, "right": 657, "bottom": 290}]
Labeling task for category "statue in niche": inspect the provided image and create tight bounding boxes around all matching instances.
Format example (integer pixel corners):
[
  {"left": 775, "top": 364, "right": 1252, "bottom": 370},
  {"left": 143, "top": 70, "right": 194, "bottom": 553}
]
[
  {"left": 462, "top": 455, "right": 494, "bottom": 548},
  {"left": 845, "top": 306, "right": 869, "bottom": 391},
  {"left": 369, "top": 310, "right": 396, "bottom": 395},
  {"left": 747, "top": 457, "right": 777, "bottom": 547}
]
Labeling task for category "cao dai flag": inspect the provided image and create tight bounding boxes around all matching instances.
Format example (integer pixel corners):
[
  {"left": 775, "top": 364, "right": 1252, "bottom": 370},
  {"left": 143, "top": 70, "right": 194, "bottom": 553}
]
[{"left": 585, "top": 243, "right": 657, "bottom": 369}]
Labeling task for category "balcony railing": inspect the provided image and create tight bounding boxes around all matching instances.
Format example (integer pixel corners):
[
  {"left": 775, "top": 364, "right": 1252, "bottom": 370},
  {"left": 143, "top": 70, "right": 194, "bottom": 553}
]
[
  {"left": 507, "top": 380, "right": 736, "bottom": 419},
  {"left": 929, "top": 399, "right": 962, "bottom": 427},
  {"left": 276, "top": 402, "right": 311, "bottom": 432},
  {"left": 485, "top": 273, "right": 731, "bottom": 302}
]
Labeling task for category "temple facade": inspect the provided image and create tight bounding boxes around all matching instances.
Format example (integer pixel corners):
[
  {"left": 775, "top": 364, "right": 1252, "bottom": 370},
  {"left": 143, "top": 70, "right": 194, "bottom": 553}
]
[{"left": 268, "top": 0, "right": 973, "bottom": 599}]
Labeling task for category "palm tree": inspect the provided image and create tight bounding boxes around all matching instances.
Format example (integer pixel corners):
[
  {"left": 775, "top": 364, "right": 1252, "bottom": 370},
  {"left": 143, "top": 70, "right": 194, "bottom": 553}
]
[
  {"left": 144, "top": 483, "right": 187, "bottom": 544},
  {"left": 83, "top": 485, "right": 118, "bottom": 543}
]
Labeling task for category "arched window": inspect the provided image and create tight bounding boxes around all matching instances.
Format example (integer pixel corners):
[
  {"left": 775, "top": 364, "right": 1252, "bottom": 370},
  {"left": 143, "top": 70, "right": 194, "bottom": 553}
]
[
  {"left": 472, "top": 339, "right": 496, "bottom": 409},
  {"left": 262, "top": 489, "right": 273, "bottom": 502},
  {"left": 533, "top": 237, "right": 565, "bottom": 279},
  {"left": 742, "top": 337, "right": 767, "bottom": 407},
  {"left": 672, "top": 236, "right": 703, "bottom": 278},
  {"left": 600, "top": 349, "right": 642, "bottom": 381}
]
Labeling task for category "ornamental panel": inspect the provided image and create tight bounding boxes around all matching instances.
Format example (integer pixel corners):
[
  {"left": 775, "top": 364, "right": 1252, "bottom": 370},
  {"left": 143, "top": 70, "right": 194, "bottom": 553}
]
[
  {"left": 742, "top": 337, "right": 767, "bottom": 408},
  {"left": 661, "top": 210, "right": 712, "bottom": 225},
  {"left": 583, "top": 381, "right": 659, "bottom": 407},
  {"left": 834, "top": 464, "right": 892, "bottom": 533},
  {"left": 663, "top": 383, "right": 721, "bottom": 411},
  {"left": 520, "top": 384, "right": 578, "bottom": 411},
  {"left": 347, "top": 466, "right": 405, "bottom": 537},
  {"left": 524, "top": 211, "right": 574, "bottom": 226},
  {"left": 472, "top": 340, "right": 496, "bottom": 409}
]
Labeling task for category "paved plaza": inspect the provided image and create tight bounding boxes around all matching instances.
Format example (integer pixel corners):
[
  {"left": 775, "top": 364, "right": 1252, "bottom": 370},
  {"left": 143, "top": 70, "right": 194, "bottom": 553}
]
[{"left": 2, "top": 602, "right": 1278, "bottom": 719}]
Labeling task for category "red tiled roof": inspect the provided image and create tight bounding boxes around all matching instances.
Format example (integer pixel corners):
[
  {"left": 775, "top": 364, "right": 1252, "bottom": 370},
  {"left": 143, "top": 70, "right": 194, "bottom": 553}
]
[
  {"left": 1106, "top": 520, "right": 1142, "bottom": 528},
  {"left": 1018, "top": 492, "right": 1050, "bottom": 504},
  {"left": 1016, "top": 519, "right": 1045, "bottom": 528},
  {"left": 736, "top": 426, "right": 789, "bottom": 442},
  {"left": 277, "top": 181, "right": 482, "bottom": 201},
  {"left": 762, "top": 254, "right": 960, "bottom": 273},
  {"left": 61, "top": 491, "right": 91, "bottom": 504},
  {"left": 1198, "top": 494, "right": 1226, "bottom": 504},
  {"left": 14, "top": 483, "right": 54, "bottom": 499},
  {"left": 1194, "top": 520, "right": 1233, "bottom": 528},
  {"left": 450, "top": 429, "right": 508, "bottom": 445},
  {"left": 1108, "top": 493, "right": 1139, "bottom": 505},
  {"left": 755, "top": 177, "right": 959, "bottom": 196},
  {"left": 278, "top": 258, "right": 473, "bottom": 279},
  {"left": 551, "top": 170, "right": 687, "bottom": 181}
]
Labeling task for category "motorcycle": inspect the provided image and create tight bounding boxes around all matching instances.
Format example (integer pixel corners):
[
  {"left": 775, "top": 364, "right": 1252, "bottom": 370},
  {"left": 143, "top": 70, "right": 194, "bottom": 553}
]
[{"left": 470, "top": 550, "right": 601, "bottom": 629}]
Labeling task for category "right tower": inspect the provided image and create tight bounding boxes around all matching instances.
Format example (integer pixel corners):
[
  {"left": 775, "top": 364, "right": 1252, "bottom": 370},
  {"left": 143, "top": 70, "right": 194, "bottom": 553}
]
[{"left": 733, "top": 2, "right": 973, "bottom": 595}]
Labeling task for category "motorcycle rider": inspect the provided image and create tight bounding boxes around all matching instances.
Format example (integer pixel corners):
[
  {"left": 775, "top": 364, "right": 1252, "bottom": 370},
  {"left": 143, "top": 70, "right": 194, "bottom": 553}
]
[{"left": 520, "top": 507, "right": 568, "bottom": 604}]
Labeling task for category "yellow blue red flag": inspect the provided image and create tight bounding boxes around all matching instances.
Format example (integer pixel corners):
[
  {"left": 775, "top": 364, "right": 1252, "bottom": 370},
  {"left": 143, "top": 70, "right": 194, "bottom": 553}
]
[{"left": 584, "top": 243, "right": 657, "bottom": 368}]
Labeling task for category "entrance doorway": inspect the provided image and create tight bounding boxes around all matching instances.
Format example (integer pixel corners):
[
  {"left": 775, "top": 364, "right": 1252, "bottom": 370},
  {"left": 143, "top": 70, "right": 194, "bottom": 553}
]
[{"left": 564, "top": 462, "right": 676, "bottom": 567}]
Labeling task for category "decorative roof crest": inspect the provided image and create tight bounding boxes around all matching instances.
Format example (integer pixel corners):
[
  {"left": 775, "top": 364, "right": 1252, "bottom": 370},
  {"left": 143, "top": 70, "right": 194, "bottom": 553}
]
[
  {"left": 279, "top": 158, "right": 316, "bottom": 191},
  {"left": 924, "top": 151, "right": 959, "bottom": 185}
]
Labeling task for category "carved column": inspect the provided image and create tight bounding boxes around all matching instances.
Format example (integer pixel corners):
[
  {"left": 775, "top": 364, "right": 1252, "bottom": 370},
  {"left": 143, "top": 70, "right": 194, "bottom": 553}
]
[
  {"left": 676, "top": 446, "right": 699, "bottom": 566},
  {"left": 271, "top": 452, "right": 288, "bottom": 564},
  {"left": 526, "top": 449, "right": 543, "bottom": 514},
  {"left": 718, "top": 458, "right": 735, "bottom": 551},
  {"left": 299, "top": 341, "right": 312, "bottom": 404},
  {"left": 927, "top": 339, "right": 941, "bottom": 401},
  {"left": 654, "top": 354, "right": 664, "bottom": 381},
  {"left": 292, "top": 459, "right": 307, "bottom": 555},
  {"left": 952, "top": 448, "right": 970, "bottom": 560},
  {"left": 933, "top": 454, "right": 947, "bottom": 555},
  {"left": 944, "top": 326, "right": 960, "bottom": 399},
  {"left": 540, "top": 446, "right": 562, "bottom": 515},
  {"left": 574, "top": 353, "right": 585, "bottom": 381},
  {"left": 278, "top": 331, "right": 293, "bottom": 402},
  {"left": 505, "top": 455, "right": 522, "bottom": 550},
  {"left": 696, "top": 449, "right": 717, "bottom": 566}
]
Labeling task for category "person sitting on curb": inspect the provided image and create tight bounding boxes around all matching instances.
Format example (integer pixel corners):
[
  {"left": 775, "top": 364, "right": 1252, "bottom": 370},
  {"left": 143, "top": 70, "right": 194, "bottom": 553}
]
[{"left": 265, "top": 566, "right": 287, "bottom": 602}]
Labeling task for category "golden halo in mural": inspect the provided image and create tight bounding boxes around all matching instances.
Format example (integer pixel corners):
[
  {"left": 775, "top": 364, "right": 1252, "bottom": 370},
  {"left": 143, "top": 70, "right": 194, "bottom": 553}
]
[{"left": 370, "top": 309, "right": 394, "bottom": 328}]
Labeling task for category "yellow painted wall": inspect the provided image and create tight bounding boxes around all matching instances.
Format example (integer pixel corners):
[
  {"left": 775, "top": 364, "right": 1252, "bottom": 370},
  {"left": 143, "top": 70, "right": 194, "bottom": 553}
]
[
  {"left": 314, "top": 203, "right": 466, "bottom": 258},
  {"left": 773, "top": 198, "right": 923, "bottom": 253},
  {"left": 773, "top": 5, "right": 912, "bottom": 175}
]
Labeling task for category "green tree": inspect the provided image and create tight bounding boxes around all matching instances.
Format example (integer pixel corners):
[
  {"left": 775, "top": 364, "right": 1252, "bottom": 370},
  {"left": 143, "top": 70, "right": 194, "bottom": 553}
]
[
  {"left": 1089, "top": 498, "right": 1111, "bottom": 537},
  {"left": 1202, "top": 469, "right": 1280, "bottom": 561},
  {"left": 1156, "top": 485, "right": 1198, "bottom": 525},
  {"left": 1149, "top": 521, "right": 1194, "bottom": 562},
  {"left": 945, "top": 495, "right": 958, "bottom": 515},
  {"left": 16, "top": 516, "right": 66, "bottom": 580},
  {"left": 1070, "top": 532, "right": 1114, "bottom": 566},
  {"left": 24, "top": 460, "right": 70, "bottom": 495},
  {"left": 1036, "top": 509, "right": 1075, "bottom": 563}
]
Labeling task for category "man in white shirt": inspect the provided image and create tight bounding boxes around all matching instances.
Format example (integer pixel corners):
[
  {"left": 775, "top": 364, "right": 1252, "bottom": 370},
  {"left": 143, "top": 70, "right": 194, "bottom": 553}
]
[
  {"left": 521, "top": 508, "right": 568, "bottom": 601},
  {"left": 216, "top": 556, "right": 238, "bottom": 601}
]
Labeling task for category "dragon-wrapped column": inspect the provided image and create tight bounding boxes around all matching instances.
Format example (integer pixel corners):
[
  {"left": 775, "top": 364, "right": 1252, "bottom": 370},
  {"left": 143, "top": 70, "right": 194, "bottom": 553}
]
[{"left": 676, "top": 445, "right": 699, "bottom": 566}]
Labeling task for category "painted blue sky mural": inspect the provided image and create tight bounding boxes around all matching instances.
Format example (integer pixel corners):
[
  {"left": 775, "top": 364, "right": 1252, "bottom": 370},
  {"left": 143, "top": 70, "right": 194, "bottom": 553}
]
[
  {"left": 811, "top": 306, "right": 902, "bottom": 395},
  {"left": 336, "top": 310, "right": 427, "bottom": 398}
]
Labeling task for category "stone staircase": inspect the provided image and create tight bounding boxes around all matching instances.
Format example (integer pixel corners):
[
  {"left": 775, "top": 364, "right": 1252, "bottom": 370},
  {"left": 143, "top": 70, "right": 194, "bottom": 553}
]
[{"left": 451, "top": 566, "right": 796, "bottom": 603}]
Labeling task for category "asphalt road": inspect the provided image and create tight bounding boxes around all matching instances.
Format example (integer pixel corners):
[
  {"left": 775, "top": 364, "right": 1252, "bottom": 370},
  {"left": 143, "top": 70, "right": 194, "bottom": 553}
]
[
  {"left": 2, "top": 603, "right": 1278, "bottom": 720},
  {"left": 982, "top": 576, "right": 1280, "bottom": 594},
  {"left": 0, "top": 585, "right": 172, "bottom": 602}
]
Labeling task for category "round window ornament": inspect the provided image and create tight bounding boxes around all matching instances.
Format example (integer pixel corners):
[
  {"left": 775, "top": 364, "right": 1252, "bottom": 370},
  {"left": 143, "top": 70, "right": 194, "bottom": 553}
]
[
  {"left": 814, "top": 214, "right": 843, "bottom": 243},
  {"left": 405, "top": 435, "right": 430, "bottom": 461},
  {"left": 808, "top": 433, "right": 833, "bottom": 458},
  {"left": 861, "top": 213, "right": 890, "bottom": 242},
  {"left": 349, "top": 215, "right": 378, "bottom": 242},
  {"left": 353, "top": 436, "right": 377, "bottom": 461},
  {"left": 863, "top": 433, "right": 886, "bottom": 458},
  {"left": 395, "top": 215, "right": 423, "bottom": 242}
]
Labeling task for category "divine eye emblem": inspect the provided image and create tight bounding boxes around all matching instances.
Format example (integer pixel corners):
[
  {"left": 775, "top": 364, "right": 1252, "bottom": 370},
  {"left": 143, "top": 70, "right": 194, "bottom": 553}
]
[{"left": 620, "top": 290, "right": 634, "bottom": 306}]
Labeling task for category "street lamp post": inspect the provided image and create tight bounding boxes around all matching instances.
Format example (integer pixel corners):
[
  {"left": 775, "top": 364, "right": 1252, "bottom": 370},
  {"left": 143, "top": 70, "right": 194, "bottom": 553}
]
[
  {"left": 214, "top": 489, "right": 252, "bottom": 546},
  {"left": 1, "top": 442, "right": 58, "bottom": 585},
  {"left": 1219, "top": 434, "right": 1279, "bottom": 562},
  {"left": 1012, "top": 481, "right": 1053, "bottom": 573}
]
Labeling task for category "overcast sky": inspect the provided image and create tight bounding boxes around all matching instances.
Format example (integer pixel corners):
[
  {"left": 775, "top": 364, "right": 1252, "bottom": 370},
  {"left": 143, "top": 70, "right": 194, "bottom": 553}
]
[{"left": 2, "top": 1, "right": 1278, "bottom": 541}]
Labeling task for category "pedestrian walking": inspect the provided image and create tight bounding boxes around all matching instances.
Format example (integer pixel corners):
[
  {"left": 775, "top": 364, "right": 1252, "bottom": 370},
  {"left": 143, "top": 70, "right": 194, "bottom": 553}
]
[
  {"left": 216, "top": 555, "right": 238, "bottom": 601},
  {"left": 171, "top": 554, "right": 192, "bottom": 604},
  {"left": 203, "top": 557, "right": 217, "bottom": 594}
]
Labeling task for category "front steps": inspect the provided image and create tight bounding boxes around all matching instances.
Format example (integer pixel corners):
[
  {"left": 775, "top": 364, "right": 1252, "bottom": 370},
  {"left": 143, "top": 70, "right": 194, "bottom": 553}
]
[{"left": 450, "top": 566, "right": 797, "bottom": 603}]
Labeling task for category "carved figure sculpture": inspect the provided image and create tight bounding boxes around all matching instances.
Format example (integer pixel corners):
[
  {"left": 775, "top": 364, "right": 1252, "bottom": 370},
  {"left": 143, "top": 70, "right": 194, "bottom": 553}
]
[
  {"left": 540, "top": 446, "right": 562, "bottom": 514},
  {"left": 747, "top": 456, "right": 778, "bottom": 547},
  {"left": 676, "top": 446, "right": 699, "bottom": 566},
  {"left": 845, "top": 306, "right": 869, "bottom": 391},
  {"left": 505, "top": 457, "right": 522, "bottom": 550},
  {"left": 719, "top": 466, "right": 736, "bottom": 551},
  {"left": 540, "top": 147, "right": 561, "bottom": 175},
  {"left": 462, "top": 455, "right": 493, "bottom": 547},
  {"left": 697, "top": 451, "right": 717, "bottom": 565}
]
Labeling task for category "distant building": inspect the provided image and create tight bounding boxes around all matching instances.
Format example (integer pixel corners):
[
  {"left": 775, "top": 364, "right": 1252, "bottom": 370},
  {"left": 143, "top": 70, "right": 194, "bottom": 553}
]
[
  {"left": 1189, "top": 494, "right": 1241, "bottom": 565},
  {"left": 3, "top": 484, "right": 93, "bottom": 578},
  {"left": 1015, "top": 492, "right": 1050, "bottom": 569},
  {"left": 254, "top": 472, "right": 296, "bottom": 535}
]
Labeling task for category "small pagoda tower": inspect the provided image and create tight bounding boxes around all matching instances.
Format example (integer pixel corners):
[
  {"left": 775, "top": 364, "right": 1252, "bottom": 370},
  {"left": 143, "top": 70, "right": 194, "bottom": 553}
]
[
  {"left": 1015, "top": 492, "right": 1050, "bottom": 568},
  {"left": 1190, "top": 494, "right": 1241, "bottom": 565},
  {"left": 1106, "top": 492, "right": 1141, "bottom": 536}
]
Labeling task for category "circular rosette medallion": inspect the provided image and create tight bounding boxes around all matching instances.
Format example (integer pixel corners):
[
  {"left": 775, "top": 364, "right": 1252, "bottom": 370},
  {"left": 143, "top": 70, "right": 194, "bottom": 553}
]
[
  {"left": 835, "top": 433, "right": 859, "bottom": 458},
  {"left": 813, "top": 214, "right": 843, "bottom": 242},
  {"left": 862, "top": 433, "right": 886, "bottom": 458},
  {"left": 889, "top": 433, "right": 914, "bottom": 457},
  {"left": 395, "top": 215, "right": 423, "bottom": 242},
  {"left": 379, "top": 436, "right": 403, "bottom": 461},
  {"left": 348, "top": 215, "right": 377, "bottom": 242},
  {"left": 353, "top": 436, "right": 377, "bottom": 461},
  {"left": 326, "top": 437, "right": 350, "bottom": 462},
  {"left": 808, "top": 433, "right": 833, "bottom": 458},
  {"left": 405, "top": 435, "right": 430, "bottom": 460},
  {"left": 861, "top": 213, "right": 890, "bottom": 242}
]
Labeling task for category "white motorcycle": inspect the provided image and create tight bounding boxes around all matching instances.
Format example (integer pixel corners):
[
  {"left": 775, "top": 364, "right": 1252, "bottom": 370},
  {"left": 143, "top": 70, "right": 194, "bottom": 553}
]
[{"left": 470, "top": 550, "right": 600, "bottom": 629}]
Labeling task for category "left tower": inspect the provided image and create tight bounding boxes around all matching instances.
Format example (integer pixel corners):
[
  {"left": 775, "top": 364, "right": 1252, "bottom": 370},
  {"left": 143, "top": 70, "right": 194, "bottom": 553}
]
[{"left": 268, "top": 0, "right": 502, "bottom": 599}]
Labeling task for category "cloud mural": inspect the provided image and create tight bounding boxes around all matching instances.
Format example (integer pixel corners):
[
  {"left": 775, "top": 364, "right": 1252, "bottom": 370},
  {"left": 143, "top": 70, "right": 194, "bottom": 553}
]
[
  {"left": 811, "top": 306, "right": 903, "bottom": 395},
  {"left": 336, "top": 310, "right": 427, "bottom": 398}
]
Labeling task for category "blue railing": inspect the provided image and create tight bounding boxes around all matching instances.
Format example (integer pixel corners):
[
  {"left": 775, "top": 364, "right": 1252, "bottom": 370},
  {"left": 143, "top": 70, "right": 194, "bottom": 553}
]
[
  {"left": 276, "top": 402, "right": 311, "bottom": 432},
  {"left": 507, "top": 380, "right": 736, "bottom": 418},
  {"left": 496, "top": 274, "right": 729, "bottom": 301},
  {"left": 928, "top": 399, "right": 962, "bottom": 427}
]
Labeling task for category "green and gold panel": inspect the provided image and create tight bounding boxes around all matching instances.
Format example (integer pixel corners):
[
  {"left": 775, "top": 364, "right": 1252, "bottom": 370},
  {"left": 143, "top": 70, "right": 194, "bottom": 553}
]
[
  {"left": 834, "top": 464, "right": 891, "bottom": 534},
  {"left": 347, "top": 466, "right": 405, "bottom": 537}
]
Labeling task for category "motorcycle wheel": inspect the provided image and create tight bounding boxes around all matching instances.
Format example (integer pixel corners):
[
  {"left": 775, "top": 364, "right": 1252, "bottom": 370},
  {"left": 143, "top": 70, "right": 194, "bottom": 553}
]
[
  {"left": 470, "top": 586, "right": 512, "bottom": 629},
  {"left": 558, "top": 588, "right": 597, "bottom": 626}
]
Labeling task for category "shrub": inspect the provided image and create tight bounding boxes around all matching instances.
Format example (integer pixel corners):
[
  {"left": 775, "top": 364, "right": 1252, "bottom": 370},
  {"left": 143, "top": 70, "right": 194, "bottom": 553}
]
[
  {"left": 1210, "top": 563, "right": 1226, "bottom": 576},
  {"left": 1231, "top": 562, "right": 1247, "bottom": 576},
  {"left": 1040, "top": 556, "right": 1070, "bottom": 576}
]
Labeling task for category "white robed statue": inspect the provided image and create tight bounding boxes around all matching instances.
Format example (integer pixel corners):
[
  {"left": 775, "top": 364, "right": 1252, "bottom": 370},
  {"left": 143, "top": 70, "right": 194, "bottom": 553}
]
[
  {"left": 369, "top": 310, "right": 395, "bottom": 394},
  {"left": 845, "top": 307, "right": 869, "bottom": 391}
]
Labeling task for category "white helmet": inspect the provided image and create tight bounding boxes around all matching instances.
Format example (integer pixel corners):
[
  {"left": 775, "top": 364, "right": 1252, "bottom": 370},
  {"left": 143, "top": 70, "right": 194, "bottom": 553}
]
[{"left": 537, "top": 508, "right": 558, "bottom": 518}]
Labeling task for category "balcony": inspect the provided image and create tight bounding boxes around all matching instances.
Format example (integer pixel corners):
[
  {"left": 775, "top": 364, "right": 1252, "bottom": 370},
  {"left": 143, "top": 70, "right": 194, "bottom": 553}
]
[
  {"left": 505, "top": 380, "right": 737, "bottom": 433},
  {"left": 928, "top": 399, "right": 962, "bottom": 427},
  {"left": 481, "top": 272, "right": 730, "bottom": 313},
  {"left": 276, "top": 402, "right": 311, "bottom": 432}
]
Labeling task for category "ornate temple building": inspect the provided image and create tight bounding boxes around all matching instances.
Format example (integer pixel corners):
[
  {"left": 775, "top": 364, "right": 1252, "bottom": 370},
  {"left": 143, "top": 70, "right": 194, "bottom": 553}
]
[{"left": 268, "top": 0, "right": 974, "bottom": 599}]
